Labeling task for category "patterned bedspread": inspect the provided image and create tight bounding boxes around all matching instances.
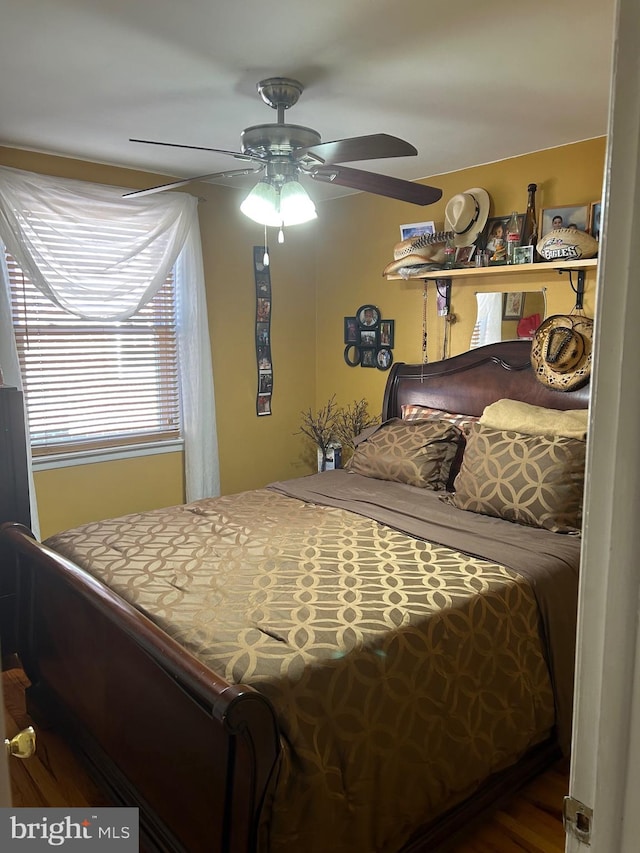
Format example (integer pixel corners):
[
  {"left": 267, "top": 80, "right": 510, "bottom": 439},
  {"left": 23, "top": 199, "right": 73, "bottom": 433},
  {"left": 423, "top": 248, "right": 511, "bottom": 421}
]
[{"left": 45, "top": 473, "right": 578, "bottom": 853}]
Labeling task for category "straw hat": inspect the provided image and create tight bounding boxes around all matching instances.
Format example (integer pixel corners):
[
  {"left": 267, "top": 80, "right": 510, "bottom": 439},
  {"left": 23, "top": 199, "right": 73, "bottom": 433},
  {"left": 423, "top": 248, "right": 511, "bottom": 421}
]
[
  {"left": 530, "top": 314, "right": 594, "bottom": 391},
  {"left": 383, "top": 242, "right": 447, "bottom": 276}
]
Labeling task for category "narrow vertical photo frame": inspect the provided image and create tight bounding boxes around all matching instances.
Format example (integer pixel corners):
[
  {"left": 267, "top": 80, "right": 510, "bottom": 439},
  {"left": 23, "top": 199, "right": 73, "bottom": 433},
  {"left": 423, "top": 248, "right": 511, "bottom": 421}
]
[{"left": 253, "top": 247, "right": 272, "bottom": 416}]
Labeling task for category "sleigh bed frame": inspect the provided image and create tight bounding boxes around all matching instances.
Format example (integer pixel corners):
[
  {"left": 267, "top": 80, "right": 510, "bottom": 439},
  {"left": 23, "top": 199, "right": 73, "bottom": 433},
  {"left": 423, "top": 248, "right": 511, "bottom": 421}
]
[{"left": 1, "top": 340, "right": 589, "bottom": 852}]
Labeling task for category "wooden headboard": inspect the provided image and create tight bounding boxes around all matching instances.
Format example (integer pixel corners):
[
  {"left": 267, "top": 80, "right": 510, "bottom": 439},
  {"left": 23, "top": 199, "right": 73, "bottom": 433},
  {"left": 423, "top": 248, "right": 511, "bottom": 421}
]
[{"left": 382, "top": 340, "right": 590, "bottom": 421}]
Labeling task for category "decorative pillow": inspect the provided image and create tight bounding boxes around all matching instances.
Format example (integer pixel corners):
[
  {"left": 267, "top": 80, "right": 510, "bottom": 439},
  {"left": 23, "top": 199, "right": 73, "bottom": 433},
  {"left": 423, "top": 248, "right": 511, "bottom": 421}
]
[
  {"left": 401, "top": 404, "right": 479, "bottom": 434},
  {"left": 401, "top": 405, "right": 480, "bottom": 489},
  {"left": 479, "top": 399, "right": 588, "bottom": 439},
  {"left": 349, "top": 417, "right": 464, "bottom": 490},
  {"left": 448, "top": 423, "right": 586, "bottom": 533}
]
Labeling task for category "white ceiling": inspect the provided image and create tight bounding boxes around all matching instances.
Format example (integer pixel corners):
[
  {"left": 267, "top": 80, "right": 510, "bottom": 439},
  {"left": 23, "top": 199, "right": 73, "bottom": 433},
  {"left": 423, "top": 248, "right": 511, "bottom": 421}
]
[{"left": 0, "top": 0, "right": 617, "bottom": 203}]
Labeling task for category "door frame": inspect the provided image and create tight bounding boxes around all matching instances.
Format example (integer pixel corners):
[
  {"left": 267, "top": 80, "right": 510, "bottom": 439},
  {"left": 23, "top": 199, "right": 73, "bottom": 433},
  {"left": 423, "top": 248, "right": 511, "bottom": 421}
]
[{"left": 568, "top": 0, "right": 640, "bottom": 849}]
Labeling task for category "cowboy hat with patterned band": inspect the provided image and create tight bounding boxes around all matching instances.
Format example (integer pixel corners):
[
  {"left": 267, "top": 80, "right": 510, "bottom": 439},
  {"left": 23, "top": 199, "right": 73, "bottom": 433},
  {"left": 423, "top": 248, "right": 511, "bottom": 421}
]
[{"left": 530, "top": 313, "right": 594, "bottom": 391}]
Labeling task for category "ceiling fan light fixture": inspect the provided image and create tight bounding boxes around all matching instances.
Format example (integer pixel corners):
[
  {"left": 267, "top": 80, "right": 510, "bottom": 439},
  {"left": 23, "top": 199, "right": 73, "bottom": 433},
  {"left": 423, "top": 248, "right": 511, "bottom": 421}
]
[
  {"left": 279, "top": 180, "right": 317, "bottom": 225},
  {"left": 240, "top": 180, "right": 282, "bottom": 226}
]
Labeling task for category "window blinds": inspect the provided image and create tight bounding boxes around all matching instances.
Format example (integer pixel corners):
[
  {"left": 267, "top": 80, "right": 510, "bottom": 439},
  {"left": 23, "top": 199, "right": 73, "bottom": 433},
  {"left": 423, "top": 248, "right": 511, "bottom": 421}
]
[{"left": 7, "top": 254, "right": 181, "bottom": 456}]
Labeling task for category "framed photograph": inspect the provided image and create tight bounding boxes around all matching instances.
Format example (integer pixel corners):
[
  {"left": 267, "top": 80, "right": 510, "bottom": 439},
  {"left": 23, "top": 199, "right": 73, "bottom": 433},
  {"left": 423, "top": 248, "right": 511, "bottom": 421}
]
[
  {"left": 344, "top": 316, "right": 358, "bottom": 344},
  {"left": 258, "top": 370, "right": 273, "bottom": 394},
  {"left": 479, "top": 214, "right": 524, "bottom": 263},
  {"left": 359, "top": 329, "right": 378, "bottom": 348},
  {"left": 256, "top": 298, "right": 270, "bottom": 322},
  {"left": 399, "top": 220, "right": 435, "bottom": 241},
  {"left": 540, "top": 204, "right": 589, "bottom": 237},
  {"left": 256, "top": 322, "right": 270, "bottom": 346},
  {"left": 503, "top": 292, "right": 525, "bottom": 321},
  {"left": 455, "top": 245, "right": 476, "bottom": 266},
  {"left": 361, "top": 348, "right": 377, "bottom": 368},
  {"left": 379, "top": 319, "right": 395, "bottom": 348},
  {"left": 257, "top": 394, "right": 271, "bottom": 416},
  {"left": 257, "top": 346, "right": 271, "bottom": 370},
  {"left": 356, "top": 304, "right": 380, "bottom": 328},
  {"left": 589, "top": 201, "right": 602, "bottom": 240},
  {"left": 513, "top": 245, "right": 534, "bottom": 265},
  {"left": 376, "top": 348, "right": 393, "bottom": 371}
]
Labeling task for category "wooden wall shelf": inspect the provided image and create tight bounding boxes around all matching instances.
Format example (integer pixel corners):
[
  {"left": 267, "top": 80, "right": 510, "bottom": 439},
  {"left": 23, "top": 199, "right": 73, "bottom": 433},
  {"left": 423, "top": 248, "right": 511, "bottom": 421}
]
[{"left": 385, "top": 258, "right": 598, "bottom": 281}]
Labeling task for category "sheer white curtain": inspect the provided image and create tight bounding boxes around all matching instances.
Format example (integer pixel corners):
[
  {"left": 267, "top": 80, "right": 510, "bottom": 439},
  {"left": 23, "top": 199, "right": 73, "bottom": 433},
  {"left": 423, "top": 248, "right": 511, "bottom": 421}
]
[
  {"left": 0, "top": 166, "right": 218, "bottom": 536},
  {"left": 470, "top": 292, "right": 503, "bottom": 348}
]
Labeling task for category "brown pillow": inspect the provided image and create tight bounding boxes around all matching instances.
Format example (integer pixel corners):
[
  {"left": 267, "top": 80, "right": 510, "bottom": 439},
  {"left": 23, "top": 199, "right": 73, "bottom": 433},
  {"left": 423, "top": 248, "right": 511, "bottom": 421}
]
[
  {"left": 349, "top": 418, "right": 463, "bottom": 490},
  {"left": 401, "top": 404, "right": 479, "bottom": 433},
  {"left": 449, "top": 423, "right": 586, "bottom": 533},
  {"left": 401, "top": 405, "right": 480, "bottom": 488}
]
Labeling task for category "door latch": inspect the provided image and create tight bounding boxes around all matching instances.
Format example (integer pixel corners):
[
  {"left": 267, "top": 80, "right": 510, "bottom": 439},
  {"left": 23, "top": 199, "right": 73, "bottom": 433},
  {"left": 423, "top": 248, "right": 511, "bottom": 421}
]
[{"left": 563, "top": 795, "right": 593, "bottom": 844}]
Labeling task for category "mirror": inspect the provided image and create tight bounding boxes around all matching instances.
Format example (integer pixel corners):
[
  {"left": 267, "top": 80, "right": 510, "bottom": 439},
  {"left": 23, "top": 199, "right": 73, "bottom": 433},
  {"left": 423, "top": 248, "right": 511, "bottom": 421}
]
[{"left": 471, "top": 290, "right": 546, "bottom": 349}]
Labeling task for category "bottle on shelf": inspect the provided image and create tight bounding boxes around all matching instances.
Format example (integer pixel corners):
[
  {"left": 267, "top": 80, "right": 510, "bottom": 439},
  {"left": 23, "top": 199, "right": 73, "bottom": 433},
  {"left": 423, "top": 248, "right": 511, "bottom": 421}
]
[
  {"left": 506, "top": 210, "right": 521, "bottom": 264},
  {"left": 521, "top": 183, "right": 539, "bottom": 258},
  {"left": 443, "top": 236, "right": 456, "bottom": 270}
]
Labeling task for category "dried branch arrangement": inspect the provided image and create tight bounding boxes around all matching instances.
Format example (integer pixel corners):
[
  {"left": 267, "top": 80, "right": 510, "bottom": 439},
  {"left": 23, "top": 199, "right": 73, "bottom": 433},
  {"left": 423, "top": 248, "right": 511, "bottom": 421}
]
[
  {"left": 334, "top": 398, "right": 380, "bottom": 455},
  {"left": 297, "top": 396, "right": 379, "bottom": 469}
]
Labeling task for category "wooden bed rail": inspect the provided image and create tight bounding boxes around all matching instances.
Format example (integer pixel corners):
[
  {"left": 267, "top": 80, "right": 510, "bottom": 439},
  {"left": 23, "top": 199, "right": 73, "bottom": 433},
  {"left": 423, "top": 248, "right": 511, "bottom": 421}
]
[{"left": 0, "top": 521, "right": 282, "bottom": 853}]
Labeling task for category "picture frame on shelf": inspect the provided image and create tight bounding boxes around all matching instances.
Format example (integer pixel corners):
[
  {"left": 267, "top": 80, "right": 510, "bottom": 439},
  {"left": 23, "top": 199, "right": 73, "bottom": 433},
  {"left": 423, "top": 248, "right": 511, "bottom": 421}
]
[
  {"left": 513, "top": 245, "right": 534, "bottom": 265},
  {"left": 478, "top": 214, "right": 524, "bottom": 264},
  {"left": 455, "top": 245, "right": 476, "bottom": 266},
  {"left": 399, "top": 220, "right": 435, "bottom": 241},
  {"left": 588, "top": 201, "right": 602, "bottom": 240},
  {"left": 503, "top": 292, "right": 525, "bottom": 321},
  {"left": 379, "top": 319, "right": 395, "bottom": 348},
  {"left": 356, "top": 304, "right": 380, "bottom": 328},
  {"left": 344, "top": 316, "right": 358, "bottom": 344},
  {"left": 540, "top": 204, "right": 589, "bottom": 237}
]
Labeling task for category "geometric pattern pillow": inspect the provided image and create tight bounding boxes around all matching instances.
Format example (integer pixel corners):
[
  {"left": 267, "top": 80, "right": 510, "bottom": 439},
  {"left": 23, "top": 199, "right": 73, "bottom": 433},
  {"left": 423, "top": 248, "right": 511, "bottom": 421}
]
[
  {"left": 401, "top": 404, "right": 480, "bottom": 434},
  {"left": 449, "top": 423, "right": 586, "bottom": 533},
  {"left": 349, "top": 417, "right": 464, "bottom": 490}
]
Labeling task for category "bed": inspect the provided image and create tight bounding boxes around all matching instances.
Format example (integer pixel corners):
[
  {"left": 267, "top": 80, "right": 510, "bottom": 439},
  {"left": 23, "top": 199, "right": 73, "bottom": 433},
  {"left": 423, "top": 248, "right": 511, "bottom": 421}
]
[{"left": 0, "top": 339, "right": 589, "bottom": 853}]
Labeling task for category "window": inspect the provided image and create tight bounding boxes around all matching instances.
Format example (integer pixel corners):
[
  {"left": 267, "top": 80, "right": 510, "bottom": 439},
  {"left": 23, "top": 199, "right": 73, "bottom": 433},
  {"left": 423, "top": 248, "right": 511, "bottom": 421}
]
[{"left": 6, "top": 253, "right": 182, "bottom": 458}]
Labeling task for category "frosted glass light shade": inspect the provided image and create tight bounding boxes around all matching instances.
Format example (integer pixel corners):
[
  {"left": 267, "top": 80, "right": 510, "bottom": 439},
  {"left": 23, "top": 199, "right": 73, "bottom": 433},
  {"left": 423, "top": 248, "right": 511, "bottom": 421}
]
[
  {"left": 279, "top": 180, "right": 317, "bottom": 225},
  {"left": 240, "top": 180, "right": 282, "bottom": 226}
]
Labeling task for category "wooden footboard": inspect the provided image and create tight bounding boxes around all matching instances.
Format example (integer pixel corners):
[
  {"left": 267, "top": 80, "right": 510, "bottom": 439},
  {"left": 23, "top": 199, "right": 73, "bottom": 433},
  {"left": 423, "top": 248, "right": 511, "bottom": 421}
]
[{"left": 1, "top": 522, "right": 281, "bottom": 853}]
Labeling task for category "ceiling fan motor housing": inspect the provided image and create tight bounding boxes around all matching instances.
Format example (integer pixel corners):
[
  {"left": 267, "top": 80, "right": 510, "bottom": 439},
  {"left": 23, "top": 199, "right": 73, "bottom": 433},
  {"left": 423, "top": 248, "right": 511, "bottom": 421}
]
[{"left": 241, "top": 124, "right": 321, "bottom": 159}]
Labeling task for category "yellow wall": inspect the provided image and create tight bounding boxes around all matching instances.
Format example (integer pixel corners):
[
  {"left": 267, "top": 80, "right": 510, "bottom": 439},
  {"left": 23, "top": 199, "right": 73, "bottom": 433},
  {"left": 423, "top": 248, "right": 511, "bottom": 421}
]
[
  {"left": 314, "top": 138, "right": 606, "bottom": 412},
  {"left": 0, "top": 137, "right": 606, "bottom": 537}
]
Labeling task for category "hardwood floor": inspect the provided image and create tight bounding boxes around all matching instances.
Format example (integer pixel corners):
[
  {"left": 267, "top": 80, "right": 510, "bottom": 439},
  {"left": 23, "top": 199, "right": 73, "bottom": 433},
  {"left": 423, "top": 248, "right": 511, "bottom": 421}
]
[{"left": 3, "top": 666, "right": 569, "bottom": 851}]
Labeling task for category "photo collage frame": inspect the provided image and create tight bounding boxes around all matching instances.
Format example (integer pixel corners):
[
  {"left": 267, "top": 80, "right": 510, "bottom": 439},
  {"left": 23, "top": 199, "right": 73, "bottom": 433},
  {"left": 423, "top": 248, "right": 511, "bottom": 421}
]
[
  {"left": 253, "top": 247, "right": 272, "bottom": 416},
  {"left": 344, "top": 304, "right": 395, "bottom": 371}
]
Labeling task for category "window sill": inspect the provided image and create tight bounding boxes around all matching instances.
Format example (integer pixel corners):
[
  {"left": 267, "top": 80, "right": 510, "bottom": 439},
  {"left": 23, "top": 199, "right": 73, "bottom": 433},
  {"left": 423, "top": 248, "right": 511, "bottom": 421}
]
[{"left": 32, "top": 439, "right": 184, "bottom": 471}]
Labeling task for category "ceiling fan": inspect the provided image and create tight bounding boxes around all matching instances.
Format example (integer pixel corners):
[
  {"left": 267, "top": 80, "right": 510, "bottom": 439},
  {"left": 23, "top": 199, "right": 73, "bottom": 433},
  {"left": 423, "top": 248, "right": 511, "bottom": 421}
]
[{"left": 124, "top": 77, "right": 443, "bottom": 226}]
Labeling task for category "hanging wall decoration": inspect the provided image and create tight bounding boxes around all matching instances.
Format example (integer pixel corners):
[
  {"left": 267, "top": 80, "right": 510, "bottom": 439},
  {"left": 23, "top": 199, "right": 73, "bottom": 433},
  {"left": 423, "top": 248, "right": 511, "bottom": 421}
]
[
  {"left": 253, "top": 246, "right": 273, "bottom": 416},
  {"left": 343, "top": 304, "right": 395, "bottom": 371}
]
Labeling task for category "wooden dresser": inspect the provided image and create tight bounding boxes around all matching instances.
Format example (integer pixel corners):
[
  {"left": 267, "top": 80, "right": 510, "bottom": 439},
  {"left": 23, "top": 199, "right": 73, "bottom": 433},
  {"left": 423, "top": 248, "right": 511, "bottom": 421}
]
[{"left": 0, "top": 386, "right": 31, "bottom": 659}]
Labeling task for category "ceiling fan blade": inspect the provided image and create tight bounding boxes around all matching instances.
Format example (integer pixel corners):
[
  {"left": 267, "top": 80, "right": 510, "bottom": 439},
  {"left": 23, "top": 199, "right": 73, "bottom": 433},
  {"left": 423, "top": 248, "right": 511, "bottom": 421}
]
[
  {"left": 308, "top": 164, "right": 442, "bottom": 206},
  {"left": 129, "top": 137, "right": 257, "bottom": 162},
  {"left": 123, "top": 168, "right": 263, "bottom": 198},
  {"left": 295, "top": 133, "right": 417, "bottom": 165}
]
